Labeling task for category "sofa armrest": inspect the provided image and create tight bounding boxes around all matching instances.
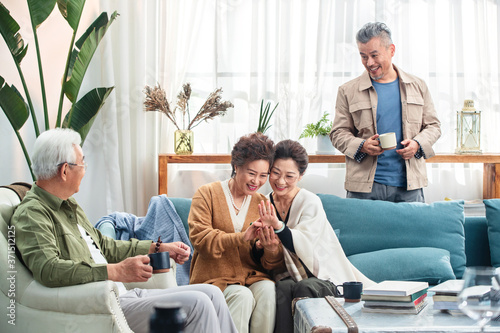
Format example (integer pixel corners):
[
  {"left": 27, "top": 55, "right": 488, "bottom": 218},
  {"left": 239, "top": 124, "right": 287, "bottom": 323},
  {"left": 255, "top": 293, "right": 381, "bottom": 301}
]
[
  {"left": 98, "top": 220, "right": 117, "bottom": 239},
  {"left": 20, "top": 279, "right": 124, "bottom": 315},
  {"left": 124, "top": 258, "right": 178, "bottom": 290}
]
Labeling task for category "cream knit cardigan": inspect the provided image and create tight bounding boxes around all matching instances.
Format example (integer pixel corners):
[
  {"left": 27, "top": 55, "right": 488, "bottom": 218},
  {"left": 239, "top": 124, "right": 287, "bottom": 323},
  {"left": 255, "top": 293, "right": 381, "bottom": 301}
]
[{"left": 273, "top": 189, "right": 374, "bottom": 287}]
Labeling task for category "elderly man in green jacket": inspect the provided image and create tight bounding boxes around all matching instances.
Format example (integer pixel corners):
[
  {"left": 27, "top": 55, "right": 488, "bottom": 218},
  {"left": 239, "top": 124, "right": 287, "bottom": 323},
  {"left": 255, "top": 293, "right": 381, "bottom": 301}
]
[{"left": 12, "top": 128, "right": 237, "bottom": 333}]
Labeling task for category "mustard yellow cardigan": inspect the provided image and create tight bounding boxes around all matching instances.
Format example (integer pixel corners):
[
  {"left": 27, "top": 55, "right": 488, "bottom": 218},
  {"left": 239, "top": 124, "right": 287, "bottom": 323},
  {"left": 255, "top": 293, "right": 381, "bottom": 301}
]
[{"left": 188, "top": 181, "right": 284, "bottom": 290}]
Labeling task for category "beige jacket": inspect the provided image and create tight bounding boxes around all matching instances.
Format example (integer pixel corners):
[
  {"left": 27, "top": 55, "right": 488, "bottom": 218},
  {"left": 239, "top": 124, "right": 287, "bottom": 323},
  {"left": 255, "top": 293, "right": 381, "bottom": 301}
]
[
  {"left": 330, "top": 65, "right": 441, "bottom": 192},
  {"left": 188, "top": 181, "right": 283, "bottom": 291}
]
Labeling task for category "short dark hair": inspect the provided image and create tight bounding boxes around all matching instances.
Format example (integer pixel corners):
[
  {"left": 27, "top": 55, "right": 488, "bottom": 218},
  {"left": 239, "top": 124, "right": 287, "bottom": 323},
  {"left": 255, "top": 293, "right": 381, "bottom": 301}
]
[
  {"left": 231, "top": 132, "right": 275, "bottom": 177},
  {"left": 274, "top": 140, "right": 308, "bottom": 175},
  {"left": 356, "top": 22, "right": 393, "bottom": 47}
]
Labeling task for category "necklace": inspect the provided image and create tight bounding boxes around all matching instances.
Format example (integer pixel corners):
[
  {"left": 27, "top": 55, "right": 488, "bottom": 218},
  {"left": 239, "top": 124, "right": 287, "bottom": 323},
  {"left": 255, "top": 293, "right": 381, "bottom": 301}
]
[
  {"left": 274, "top": 188, "right": 300, "bottom": 218},
  {"left": 273, "top": 197, "right": 288, "bottom": 217},
  {"left": 228, "top": 179, "right": 245, "bottom": 212},
  {"left": 277, "top": 202, "right": 286, "bottom": 215}
]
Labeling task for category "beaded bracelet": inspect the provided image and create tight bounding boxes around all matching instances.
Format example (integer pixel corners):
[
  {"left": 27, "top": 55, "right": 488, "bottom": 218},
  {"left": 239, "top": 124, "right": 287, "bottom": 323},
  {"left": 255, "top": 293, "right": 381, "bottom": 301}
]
[{"left": 154, "top": 236, "right": 162, "bottom": 253}]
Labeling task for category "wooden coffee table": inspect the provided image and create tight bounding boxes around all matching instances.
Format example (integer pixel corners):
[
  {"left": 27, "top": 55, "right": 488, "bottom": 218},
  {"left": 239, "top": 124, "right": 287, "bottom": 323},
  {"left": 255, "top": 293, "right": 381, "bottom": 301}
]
[{"left": 294, "top": 297, "right": 500, "bottom": 333}]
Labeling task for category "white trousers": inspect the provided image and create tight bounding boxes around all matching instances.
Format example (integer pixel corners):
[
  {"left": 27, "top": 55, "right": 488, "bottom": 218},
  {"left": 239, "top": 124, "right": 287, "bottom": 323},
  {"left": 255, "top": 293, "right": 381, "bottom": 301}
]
[
  {"left": 120, "top": 284, "right": 237, "bottom": 333},
  {"left": 223, "top": 280, "right": 276, "bottom": 333}
]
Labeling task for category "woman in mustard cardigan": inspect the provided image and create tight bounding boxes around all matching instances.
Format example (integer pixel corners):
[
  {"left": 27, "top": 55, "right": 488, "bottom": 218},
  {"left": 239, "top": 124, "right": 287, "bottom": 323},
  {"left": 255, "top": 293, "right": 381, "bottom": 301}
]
[{"left": 188, "top": 132, "right": 284, "bottom": 333}]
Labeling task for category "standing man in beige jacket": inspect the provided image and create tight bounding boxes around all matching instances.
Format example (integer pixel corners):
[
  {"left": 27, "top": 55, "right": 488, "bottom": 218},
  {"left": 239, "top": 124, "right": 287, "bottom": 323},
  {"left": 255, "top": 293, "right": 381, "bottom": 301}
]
[{"left": 330, "top": 22, "right": 441, "bottom": 202}]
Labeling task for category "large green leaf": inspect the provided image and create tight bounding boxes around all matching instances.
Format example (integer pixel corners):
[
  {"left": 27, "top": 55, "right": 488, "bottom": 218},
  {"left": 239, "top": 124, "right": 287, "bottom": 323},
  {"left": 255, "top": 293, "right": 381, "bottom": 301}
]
[
  {"left": 56, "top": 0, "right": 85, "bottom": 31},
  {"left": 0, "top": 3, "right": 29, "bottom": 63},
  {"left": 75, "top": 11, "right": 111, "bottom": 49},
  {"left": 0, "top": 76, "right": 33, "bottom": 180},
  {"left": 62, "top": 87, "right": 114, "bottom": 142},
  {"left": 0, "top": 76, "right": 29, "bottom": 131},
  {"left": 66, "top": 11, "right": 116, "bottom": 81},
  {"left": 64, "top": 11, "right": 118, "bottom": 103},
  {"left": 27, "top": 0, "right": 57, "bottom": 28}
]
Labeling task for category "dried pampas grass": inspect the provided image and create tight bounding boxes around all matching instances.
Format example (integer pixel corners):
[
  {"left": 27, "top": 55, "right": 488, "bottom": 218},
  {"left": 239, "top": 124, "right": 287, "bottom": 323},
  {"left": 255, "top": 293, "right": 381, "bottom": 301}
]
[{"left": 143, "top": 83, "right": 234, "bottom": 130}]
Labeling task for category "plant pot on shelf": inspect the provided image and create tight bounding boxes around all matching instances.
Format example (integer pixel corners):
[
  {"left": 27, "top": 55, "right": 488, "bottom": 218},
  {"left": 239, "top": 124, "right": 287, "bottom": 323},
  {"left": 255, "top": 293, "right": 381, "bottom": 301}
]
[
  {"left": 316, "top": 135, "right": 336, "bottom": 155},
  {"left": 174, "top": 130, "right": 194, "bottom": 155}
]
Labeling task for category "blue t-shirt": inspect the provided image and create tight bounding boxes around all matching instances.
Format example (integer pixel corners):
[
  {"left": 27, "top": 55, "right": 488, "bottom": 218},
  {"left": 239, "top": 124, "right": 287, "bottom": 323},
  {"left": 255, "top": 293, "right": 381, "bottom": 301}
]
[{"left": 372, "top": 78, "right": 406, "bottom": 188}]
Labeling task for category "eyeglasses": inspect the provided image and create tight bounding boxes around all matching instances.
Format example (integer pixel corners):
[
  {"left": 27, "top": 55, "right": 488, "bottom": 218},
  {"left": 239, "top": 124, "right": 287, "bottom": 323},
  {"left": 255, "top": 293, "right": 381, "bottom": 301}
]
[
  {"left": 57, "top": 161, "right": 88, "bottom": 171},
  {"left": 269, "top": 170, "right": 299, "bottom": 184}
]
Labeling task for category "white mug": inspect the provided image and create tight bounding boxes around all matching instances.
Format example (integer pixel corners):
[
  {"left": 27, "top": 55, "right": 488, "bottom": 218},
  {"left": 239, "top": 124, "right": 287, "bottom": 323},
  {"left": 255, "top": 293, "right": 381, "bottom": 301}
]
[{"left": 378, "top": 132, "right": 397, "bottom": 150}]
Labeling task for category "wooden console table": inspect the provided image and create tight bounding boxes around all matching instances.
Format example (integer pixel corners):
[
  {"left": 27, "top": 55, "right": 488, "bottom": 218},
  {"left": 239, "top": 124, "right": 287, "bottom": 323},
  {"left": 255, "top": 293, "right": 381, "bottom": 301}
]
[{"left": 158, "top": 153, "right": 500, "bottom": 199}]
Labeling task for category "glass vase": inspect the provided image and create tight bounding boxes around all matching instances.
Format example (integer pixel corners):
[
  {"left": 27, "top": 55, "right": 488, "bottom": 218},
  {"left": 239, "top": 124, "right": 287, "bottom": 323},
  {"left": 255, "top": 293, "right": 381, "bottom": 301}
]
[{"left": 174, "top": 130, "right": 194, "bottom": 155}]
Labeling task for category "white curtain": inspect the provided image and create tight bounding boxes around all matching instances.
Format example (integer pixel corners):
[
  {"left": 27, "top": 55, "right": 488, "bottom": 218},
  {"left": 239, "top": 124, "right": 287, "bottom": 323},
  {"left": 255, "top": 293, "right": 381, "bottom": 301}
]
[
  {"left": 157, "top": 0, "right": 499, "bottom": 202},
  {"left": 1, "top": 0, "right": 498, "bottom": 222}
]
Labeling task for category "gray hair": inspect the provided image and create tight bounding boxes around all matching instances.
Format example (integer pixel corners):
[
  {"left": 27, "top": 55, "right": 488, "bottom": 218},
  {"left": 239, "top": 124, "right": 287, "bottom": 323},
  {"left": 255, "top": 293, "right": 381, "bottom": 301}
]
[
  {"left": 31, "top": 128, "right": 82, "bottom": 180},
  {"left": 356, "top": 22, "right": 393, "bottom": 47}
]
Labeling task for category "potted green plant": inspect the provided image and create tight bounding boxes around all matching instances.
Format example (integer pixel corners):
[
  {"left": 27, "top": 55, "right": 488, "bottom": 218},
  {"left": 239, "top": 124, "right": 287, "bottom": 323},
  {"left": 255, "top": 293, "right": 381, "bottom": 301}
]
[
  {"left": 299, "top": 112, "right": 336, "bottom": 154},
  {"left": 0, "top": 1, "right": 116, "bottom": 180},
  {"left": 257, "top": 99, "right": 279, "bottom": 134}
]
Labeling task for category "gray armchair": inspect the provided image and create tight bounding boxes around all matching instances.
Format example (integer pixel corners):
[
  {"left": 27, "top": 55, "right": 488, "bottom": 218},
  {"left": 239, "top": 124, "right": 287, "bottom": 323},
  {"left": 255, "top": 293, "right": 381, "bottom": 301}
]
[{"left": 0, "top": 185, "right": 176, "bottom": 333}]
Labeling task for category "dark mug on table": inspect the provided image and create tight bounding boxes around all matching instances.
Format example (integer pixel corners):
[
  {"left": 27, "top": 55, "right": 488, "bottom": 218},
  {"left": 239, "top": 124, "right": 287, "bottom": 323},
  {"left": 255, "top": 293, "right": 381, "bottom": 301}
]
[{"left": 337, "top": 281, "right": 363, "bottom": 302}]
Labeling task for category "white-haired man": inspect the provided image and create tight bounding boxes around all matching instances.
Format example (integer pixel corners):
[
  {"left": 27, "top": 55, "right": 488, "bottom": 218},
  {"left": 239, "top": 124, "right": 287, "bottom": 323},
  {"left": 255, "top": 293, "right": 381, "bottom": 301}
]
[{"left": 12, "top": 128, "right": 237, "bottom": 333}]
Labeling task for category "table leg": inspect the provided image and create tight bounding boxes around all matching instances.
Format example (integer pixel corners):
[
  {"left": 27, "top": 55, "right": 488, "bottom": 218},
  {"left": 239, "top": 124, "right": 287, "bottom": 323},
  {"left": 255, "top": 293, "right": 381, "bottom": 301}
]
[
  {"left": 159, "top": 155, "right": 168, "bottom": 195},
  {"left": 483, "top": 163, "right": 500, "bottom": 199}
]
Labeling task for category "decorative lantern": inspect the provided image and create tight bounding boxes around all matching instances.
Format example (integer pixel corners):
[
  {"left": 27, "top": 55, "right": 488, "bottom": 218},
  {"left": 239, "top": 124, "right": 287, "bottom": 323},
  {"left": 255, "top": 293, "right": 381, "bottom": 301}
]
[{"left": 456, "top": 99, "right": 481, "bottom": 154}]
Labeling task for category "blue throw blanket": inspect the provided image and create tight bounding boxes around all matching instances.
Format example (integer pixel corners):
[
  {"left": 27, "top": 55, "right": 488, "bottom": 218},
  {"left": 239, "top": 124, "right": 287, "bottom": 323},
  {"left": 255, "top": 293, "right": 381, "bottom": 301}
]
[{"left": 95, "top": 195, "right": 192, "bottom": 286}]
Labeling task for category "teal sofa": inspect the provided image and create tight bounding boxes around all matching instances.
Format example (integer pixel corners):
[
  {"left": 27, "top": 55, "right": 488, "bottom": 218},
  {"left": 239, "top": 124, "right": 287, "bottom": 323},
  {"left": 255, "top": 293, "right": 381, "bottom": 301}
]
[{"left": 169, "top": 194, "right": 496, "bottom": 285}]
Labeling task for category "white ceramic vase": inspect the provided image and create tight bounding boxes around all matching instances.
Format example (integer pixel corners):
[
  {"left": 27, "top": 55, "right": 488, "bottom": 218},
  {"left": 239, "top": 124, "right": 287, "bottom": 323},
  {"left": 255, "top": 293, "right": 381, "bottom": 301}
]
[{"left": 316, "top": 135, "right": 336, "bottom": 155}]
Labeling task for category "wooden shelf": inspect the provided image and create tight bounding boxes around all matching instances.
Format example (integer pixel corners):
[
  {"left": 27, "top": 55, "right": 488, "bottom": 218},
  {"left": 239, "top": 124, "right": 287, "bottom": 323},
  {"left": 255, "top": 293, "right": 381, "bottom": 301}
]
[{"left": 159, "top": 153, "right": 500, "bottom": 199}]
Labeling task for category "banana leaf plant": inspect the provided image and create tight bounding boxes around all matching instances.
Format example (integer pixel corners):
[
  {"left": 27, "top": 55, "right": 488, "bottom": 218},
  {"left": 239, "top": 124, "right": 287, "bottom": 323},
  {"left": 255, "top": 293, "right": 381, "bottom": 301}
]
[{"left": 0, "top": 0, "right": 116, "bottom": 180}]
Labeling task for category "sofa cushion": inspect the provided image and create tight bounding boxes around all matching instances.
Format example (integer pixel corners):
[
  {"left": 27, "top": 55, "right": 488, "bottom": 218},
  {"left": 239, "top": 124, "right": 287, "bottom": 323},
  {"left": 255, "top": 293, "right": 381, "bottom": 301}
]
[
  {"left": 484, "top": 199, "right": 500, "bottom": 267},
  {"left": 169, "top": 197, "right": 192, "bottom": 234},
  {"left": 317, "top": 194, "right": 466, "bottom": 278},
  {"left": 464, "top": 216, "right": 491, "bottom": 267},
  {"left": 348, "top": 247, "right": 456, "bottom": 284}
]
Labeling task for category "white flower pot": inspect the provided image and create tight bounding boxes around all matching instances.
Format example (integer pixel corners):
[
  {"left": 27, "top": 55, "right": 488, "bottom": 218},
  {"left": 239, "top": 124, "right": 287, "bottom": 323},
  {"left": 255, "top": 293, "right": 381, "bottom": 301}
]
[{"left": 316, "top": 135, "right": 336, "bottom": 155}]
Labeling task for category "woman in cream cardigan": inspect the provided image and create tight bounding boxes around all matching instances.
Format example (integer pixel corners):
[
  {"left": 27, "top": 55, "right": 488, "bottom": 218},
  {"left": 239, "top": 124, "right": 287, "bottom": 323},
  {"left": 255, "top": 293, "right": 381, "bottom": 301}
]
[
  {"left": 188, "top": 132, "right": 283, "bottom": 333},
  {"left": 257, "top": 139, "right": 374, "bottom": 333}
]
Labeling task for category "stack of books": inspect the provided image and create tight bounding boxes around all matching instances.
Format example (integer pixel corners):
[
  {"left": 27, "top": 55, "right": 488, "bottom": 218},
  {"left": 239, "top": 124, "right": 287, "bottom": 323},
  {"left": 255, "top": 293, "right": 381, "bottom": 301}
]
[
  {"left": 429, "top": 279, "right": 464, "bottom": 312},
  {"left": 361, "top": 280, "right": 429, "bottom": 314}
]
